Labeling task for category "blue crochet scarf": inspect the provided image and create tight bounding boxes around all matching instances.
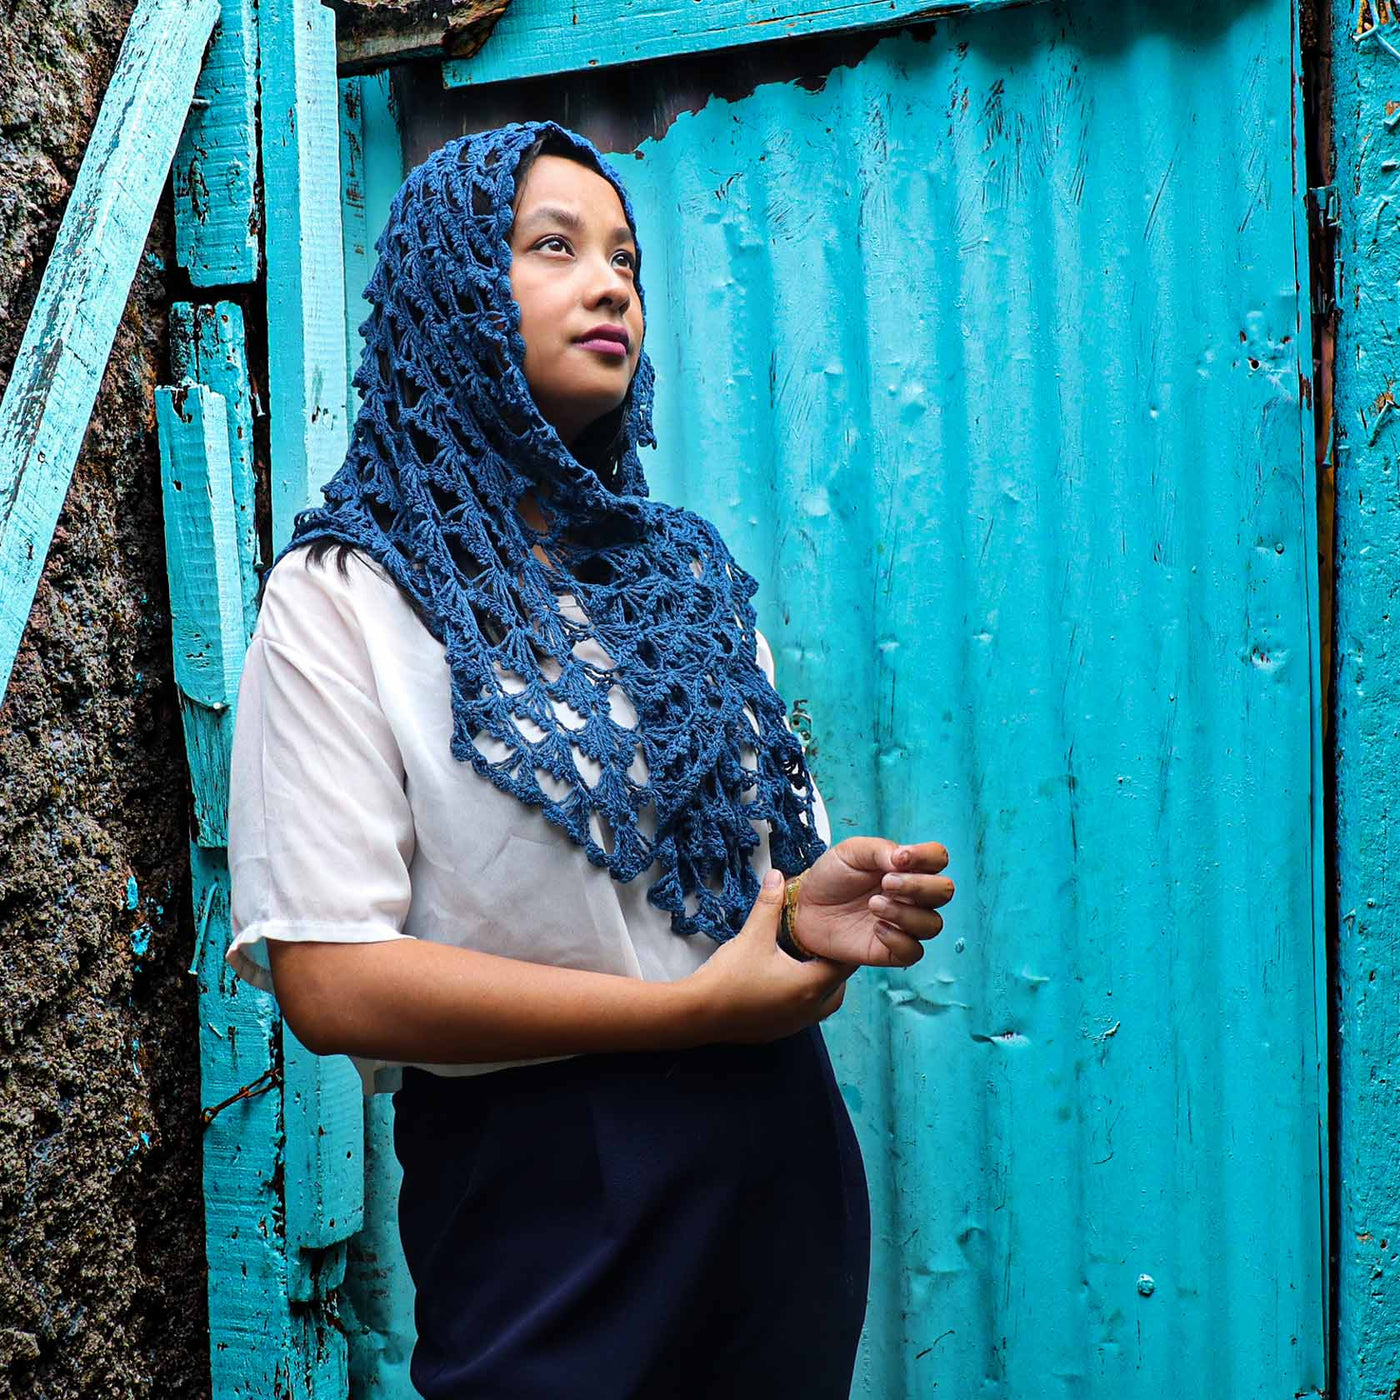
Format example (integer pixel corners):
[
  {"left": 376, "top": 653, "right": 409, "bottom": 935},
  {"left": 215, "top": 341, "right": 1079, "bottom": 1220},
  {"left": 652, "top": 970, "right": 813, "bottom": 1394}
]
[{"left": 263, "top": 120, "right": 827, "bottom": 941}]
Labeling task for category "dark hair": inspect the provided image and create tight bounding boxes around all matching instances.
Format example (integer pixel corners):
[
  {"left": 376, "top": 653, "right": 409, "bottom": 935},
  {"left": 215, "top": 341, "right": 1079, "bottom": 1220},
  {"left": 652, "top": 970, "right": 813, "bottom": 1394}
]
[
  {"left": 291, "top": 538, "right": 444, "bottom": 639},
  {"left": 510, "top": 130, "right": 587, "bottom": 212}
]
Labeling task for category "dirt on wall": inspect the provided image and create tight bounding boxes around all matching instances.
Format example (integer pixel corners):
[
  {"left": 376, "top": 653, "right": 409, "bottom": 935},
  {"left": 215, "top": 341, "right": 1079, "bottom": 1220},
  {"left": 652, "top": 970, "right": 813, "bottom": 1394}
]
[{"left": 0, "top": 2, "right": 212, "bottom": 1396}]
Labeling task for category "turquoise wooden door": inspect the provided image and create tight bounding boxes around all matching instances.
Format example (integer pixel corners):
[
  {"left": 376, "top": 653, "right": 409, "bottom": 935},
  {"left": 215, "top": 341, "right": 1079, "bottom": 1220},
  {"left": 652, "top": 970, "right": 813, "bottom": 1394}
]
[{"left": 338, "top": 3, "right": 1327, "bottom": 1394}]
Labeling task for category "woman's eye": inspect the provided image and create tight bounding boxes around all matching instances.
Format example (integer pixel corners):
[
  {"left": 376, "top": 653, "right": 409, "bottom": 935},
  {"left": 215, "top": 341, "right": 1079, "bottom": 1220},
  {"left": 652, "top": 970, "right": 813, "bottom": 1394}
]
[
  {"left": 615, "top": 251, "right": 637, "bottom": 271},
  {"left": 539, "top": 235, "right": 570, "bottom": 253}
]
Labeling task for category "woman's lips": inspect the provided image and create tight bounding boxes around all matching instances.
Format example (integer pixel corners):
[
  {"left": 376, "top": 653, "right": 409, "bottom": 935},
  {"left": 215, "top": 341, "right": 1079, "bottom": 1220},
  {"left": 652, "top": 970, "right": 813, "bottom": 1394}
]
[{"left": 575, "top": 337, "right": 628, "bottom": 358}]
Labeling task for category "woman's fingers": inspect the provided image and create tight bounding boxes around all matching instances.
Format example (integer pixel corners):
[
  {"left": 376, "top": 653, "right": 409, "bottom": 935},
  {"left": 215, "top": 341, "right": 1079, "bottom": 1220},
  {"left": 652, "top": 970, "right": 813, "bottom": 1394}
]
[
  {"left": 878, "top": 871, "right": 955, "bottom": 907},
  {"left": 872, "top": 922, "right": 924, "bottom": 966},
  {"left": 868, "top": 896, "right": 944, "bottom": 941},
  {"left": 890, "top": 841, "right": 950, "bottom": 874}
]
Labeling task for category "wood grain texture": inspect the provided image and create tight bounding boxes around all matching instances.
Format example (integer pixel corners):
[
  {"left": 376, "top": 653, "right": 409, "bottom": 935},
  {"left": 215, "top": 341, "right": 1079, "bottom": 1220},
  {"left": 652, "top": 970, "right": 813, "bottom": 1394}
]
[
  {"left": 173, "top": 0, "right": 260, "bottom": 284},
  {"left": 189, "top": 843, "right": 293, "bottom": 1400},
  {"left": 441, "top": 0, "right": 1047, "bottom": 86},
  {"left": 156, "top": 383, "right": 245, "bottom": 847},
  {"left": 171, "top": 301, "right": 261, "bottom": 640},
  {"left": 260, "top": 0, "right": 366, "bottom": 1346},
  {"left": 337, "top": 71, "right": 419, "bottom": 1400},
  {"left": 260, "top": 0, "right": 350, "bottom": 554},
  {"left": 330, "top": 0, "right": 509, "bottom": 75},
  {"left": 0, "top": 0, "right": 219, "bottom": 706}
]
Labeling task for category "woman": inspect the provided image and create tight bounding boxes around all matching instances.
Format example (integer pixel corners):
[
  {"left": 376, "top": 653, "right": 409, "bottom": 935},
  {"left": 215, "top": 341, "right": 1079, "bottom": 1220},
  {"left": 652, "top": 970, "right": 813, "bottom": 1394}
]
[{"left": 226, "top": 120, "right": 954, "bottom": 1398}]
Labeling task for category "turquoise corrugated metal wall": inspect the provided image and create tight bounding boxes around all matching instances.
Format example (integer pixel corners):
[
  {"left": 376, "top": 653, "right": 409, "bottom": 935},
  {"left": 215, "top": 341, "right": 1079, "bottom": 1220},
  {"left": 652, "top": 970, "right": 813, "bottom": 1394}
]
[{"left": 344, "top": 3, "right": 1327, "bottom": 1394}]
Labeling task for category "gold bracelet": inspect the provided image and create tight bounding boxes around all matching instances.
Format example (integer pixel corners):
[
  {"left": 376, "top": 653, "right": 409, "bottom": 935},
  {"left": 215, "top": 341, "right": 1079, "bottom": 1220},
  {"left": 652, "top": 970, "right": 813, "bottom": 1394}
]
[{"left": 781, "top": 873, "right": 817, "bottom": 960}]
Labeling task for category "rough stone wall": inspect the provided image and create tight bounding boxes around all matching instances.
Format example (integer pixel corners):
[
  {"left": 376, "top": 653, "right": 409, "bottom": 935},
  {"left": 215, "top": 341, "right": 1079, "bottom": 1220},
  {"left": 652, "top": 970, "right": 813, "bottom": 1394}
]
[{"left": 0, "top": 2, "right": 211, "bottom": 1397}]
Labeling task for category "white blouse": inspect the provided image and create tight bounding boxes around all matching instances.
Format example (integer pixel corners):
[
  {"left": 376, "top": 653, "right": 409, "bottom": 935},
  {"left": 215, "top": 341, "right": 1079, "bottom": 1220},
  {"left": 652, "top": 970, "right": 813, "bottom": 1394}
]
[{"left": 225, "top": 545, "right": 831, "bottom": 1094}]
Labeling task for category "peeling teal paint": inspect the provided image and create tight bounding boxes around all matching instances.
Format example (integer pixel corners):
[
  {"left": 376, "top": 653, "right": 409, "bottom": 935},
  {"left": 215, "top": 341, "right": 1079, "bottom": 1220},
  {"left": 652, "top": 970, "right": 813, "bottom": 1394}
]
[
  {"left": 0, "top": 0, "right": 220, "bottom": 702},
  {"left": 125, "top": 875, "right": 139, "bottom": 911},
  {"left": 442, "top": 0, "right": 1050, "bottom": 87},
  {"left": 172, "top": 0, "right": 260, "bottom": 285},
  {"left": 261, "top": 2, "right": 364, "bottom": 1386},
  {"left": 338, "top": 72, "right": 418, "bottom": 1400}
]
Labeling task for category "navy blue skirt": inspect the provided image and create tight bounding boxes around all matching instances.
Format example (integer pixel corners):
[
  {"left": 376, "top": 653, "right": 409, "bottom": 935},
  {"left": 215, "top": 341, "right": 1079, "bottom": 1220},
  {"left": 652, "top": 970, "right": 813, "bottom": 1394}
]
[{"left": 392, "top": 1025, "right": 871, "bottom": 1399}]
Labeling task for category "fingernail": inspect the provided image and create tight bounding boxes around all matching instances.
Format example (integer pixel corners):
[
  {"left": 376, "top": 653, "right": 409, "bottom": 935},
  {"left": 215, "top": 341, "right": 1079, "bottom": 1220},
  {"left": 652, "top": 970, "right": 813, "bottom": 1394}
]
[
  {"left": 870, "top": 895, "right": 891, "bottom": 913},
  {"left": 894, "top": 847, "right": 911, "bottom": 866},
  {"left": 884, "top": 874, "right": 905, "bottom": 891},
  {"left": 763, "top": 868, "right": 783, "bottom": 892}
]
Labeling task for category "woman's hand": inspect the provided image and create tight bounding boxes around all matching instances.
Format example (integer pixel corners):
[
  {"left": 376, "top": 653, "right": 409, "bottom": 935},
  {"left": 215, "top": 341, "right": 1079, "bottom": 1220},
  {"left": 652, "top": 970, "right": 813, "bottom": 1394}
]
[
  {"left": 681, "top": 869, "right": 858, "bottom": 1044},
  {"left": 790, "top": 838, "right": 953, "bottom": 968}
]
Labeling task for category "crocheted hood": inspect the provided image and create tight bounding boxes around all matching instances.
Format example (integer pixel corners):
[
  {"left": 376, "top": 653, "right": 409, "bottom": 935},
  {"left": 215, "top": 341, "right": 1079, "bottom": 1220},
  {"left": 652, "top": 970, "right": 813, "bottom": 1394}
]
[{"left": 264, "top": 120, "right": 828, "bottom": 941}]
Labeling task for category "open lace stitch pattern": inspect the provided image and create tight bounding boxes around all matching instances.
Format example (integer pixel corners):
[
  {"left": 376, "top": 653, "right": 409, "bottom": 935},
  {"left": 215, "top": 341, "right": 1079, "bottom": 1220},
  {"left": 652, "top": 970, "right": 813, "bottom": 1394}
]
[{"left": 262, "top": 120, "right": 828, "bottom": 941}]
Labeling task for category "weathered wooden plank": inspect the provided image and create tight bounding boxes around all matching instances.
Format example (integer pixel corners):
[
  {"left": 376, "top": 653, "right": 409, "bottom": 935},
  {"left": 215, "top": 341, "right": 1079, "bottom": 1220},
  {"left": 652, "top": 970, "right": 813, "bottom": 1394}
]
[
  {"left": 189, "top": 843, "right": 295, "bottom": 1400},
  {"left": 261, "top": 0, "right": 351, "bottom": 555},
  {"left": 442, "top": 0, "right": 1048, "bottom": 87},
  {"left": 338, "top": 71, "right": 401, "bottom": 419},
  {"left": 342, "top": 1098, "right": 417, "bottom": 1399},
  {"left": 283, "top": 1021, "right": 363, "bottom": 1305},
  {"left": 173, "top": 0, "right": 260, "bottom": 284},
  {"left": 0, "top": 0, "right": 220, "bottom": 706},
  {"left": 329, "top": 0, "right": 508, "bottom": 76},
  {"left": 155, "top": 383, "right": 245, "bottom": 848},
  {"left": 170, "top": 301, "right": 261, "bottom": 640},
  {"left": 261, "top": 0, "right": 366, "bottom": 1335},
  {"left": 338, "top": 71, "right": 419, "bottom": 1400}
]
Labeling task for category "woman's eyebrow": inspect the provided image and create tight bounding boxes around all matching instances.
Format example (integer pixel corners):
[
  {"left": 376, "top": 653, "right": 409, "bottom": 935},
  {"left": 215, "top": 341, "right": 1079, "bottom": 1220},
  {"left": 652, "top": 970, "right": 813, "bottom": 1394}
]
[{"left": 519, "top": 203, "right": 634, "bottom": 244}]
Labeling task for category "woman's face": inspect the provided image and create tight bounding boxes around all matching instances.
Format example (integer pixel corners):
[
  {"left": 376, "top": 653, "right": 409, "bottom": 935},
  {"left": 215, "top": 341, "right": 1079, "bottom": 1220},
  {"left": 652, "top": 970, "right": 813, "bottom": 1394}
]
[{"left": 508, "top": 153, "right": 645, "bottom": 450}]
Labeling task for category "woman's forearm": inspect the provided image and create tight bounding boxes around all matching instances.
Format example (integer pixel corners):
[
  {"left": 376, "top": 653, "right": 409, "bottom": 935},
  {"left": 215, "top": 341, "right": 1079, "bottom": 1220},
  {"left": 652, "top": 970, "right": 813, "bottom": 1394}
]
[{"left": 267, "top": 935, "right": 713, "bottom": 1063}]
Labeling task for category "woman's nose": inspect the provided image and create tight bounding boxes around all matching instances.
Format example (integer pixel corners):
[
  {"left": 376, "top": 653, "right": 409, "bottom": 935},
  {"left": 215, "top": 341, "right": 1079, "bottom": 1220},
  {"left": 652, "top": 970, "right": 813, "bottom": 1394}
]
[{"left": 588, "top": 259, "right": 631, "bottom": 309}]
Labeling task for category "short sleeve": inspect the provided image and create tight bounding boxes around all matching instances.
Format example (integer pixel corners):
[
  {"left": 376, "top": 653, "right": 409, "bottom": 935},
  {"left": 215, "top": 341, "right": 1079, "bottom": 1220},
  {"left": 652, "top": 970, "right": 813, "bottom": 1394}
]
[
  {"left": 754, "top": 626, "right": 833, "bottom": 847},
  {"left": 225, "top": 551, "right": 417, "bottom": 993}
]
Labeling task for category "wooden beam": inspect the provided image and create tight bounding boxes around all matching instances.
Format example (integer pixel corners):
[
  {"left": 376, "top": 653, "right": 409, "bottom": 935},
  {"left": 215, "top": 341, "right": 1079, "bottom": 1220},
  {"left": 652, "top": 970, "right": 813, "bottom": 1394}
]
[
  {"left": 155, "top": 383, "right": 245, "bottom": 847},
  {"left": 189, "top": 844, "right": 292, "bottom": 1400},
  {"left": 170, "top": 302, "right": 261, "bottom": 640},
  {"left": 261, "top": 0, "right": 350, "bottom": 557},
  {"left": 441, "top": 0, "right": 1048, "bottom": 88},
  {"left": 337, "top": 71, "right": 420, "bottom": 1399},
  {"left": 330, "top": 0, "right": 509, "bottom": 76},
  {"left": 172, "top": 0, "right": 260, "bottom": 284},
  {"left": 260, "top": 0, "right": 367, "bottom": 1351},
  {"left": 0, "top": 0, "right": 220, "bottom": 706},
  {"left": 338, "top": 71, "right": 402, "bottom": 418}
]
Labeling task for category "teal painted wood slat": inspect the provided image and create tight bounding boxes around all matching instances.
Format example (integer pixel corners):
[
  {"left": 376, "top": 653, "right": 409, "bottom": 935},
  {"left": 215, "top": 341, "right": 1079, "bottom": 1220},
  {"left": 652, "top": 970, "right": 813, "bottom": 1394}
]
[
  {"left": 170, "top": 302, "right": 262, "bottom": 641},
  {"left": 1332, "top": 6, "right": 1400, "bottom": 1394},
  {"left": 260, "top": 0, "right": 351, "bottom": 550},
  {"left": 442, "top": 0, "right": 1049, "bottom": 87},
  {"left": 172, "top": 0, "right": 260, "bottom": 285},
  {"left": 155, "top": 383, "right": 245, "bottom": 847},
  {"left": 158, "top": 377, "right": 299, "bottom": 1398},
  {"left": 0, "top": 0, "right": 220, "bottom": 706},
  {"left": 341, "top": 1100, "right": 416, "bottom": 1399},
  {"left": 337, "top": 70, "right": 419, "bottom": 1400},
  {"left": 260, "top": 0, "right": 365, "bottom": 1333},
  {"left": 189, "top": 844, "right": 293, "bottom": 1400},
  {"left": 339, "top": 71, "right": 402, "bottom": 424}
]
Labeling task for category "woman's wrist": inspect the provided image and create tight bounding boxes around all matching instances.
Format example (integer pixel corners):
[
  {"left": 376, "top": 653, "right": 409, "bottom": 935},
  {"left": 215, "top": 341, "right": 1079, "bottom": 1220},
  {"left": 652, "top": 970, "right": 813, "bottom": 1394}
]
[{"left": 777, "top": 873, "right": 816, "bottom": 961}]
